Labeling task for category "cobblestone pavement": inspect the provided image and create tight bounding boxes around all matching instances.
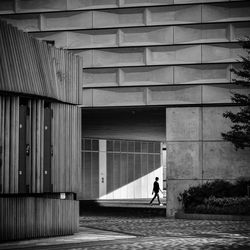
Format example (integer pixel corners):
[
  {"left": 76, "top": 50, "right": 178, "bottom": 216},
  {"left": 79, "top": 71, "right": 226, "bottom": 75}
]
[{"left": 75, "top": 215, "right": 250, "bottom": 250}]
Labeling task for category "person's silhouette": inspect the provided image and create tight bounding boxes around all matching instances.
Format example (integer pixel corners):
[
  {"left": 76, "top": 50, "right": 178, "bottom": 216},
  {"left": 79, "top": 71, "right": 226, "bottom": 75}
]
[{"left": 149, "top": 177, "right": 163, "bottom": 205}]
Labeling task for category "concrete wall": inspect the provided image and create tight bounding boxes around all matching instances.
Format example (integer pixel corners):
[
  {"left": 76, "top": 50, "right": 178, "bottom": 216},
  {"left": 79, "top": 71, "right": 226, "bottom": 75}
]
[
  {"left": 1, "top": 1, "right": 250, "bottom": 103},
  {"left": 166, "top": 106, "right": 250, "bottom": 217}
]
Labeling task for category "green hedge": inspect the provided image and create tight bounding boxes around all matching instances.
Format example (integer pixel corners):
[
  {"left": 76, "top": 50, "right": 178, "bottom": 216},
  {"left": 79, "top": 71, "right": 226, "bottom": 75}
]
[
  {"left": 178, "top": 179, "right": 250, "bottom": 215},
  {"left": 190, "top": 196, "right": 250, "bottom": 215}
]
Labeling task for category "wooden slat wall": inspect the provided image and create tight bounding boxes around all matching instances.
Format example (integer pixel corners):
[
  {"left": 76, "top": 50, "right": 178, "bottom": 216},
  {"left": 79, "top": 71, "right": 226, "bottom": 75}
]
[
  {"left": 51, "top": 103, "right": 81, "bottom": 193},
  {"left": 0, "top": 197, "right": 79, "bottom": 242},
  {"left": 0, "top": 19, "right": 82, "bottom": 104},
  {"left": 0, "top": 96, "right": 81, "bottom": 195},
  {"left": 30, "top": 99, "right": 44, "bottom": 193},
  {"left": 0, "top": 95, "right": 19, "bottom": 194}
]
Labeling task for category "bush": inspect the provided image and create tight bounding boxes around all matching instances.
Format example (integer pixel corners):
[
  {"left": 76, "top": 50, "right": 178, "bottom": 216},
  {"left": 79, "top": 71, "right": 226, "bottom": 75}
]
[
  {"left": 195, "top": 196, "right": 250, "bottom": 215},
  {"left": 178, "top": 178, "right": 250, "bottom": 215}
]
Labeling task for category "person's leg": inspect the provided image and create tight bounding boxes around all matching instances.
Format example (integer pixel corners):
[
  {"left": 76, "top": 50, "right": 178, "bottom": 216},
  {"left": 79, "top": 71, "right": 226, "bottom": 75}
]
[
  {"left": 150, "top": 193, "right": 157, "bottom": 204},
  {"left": 157, "top": 193, "right": 161, "bottom": 204}
]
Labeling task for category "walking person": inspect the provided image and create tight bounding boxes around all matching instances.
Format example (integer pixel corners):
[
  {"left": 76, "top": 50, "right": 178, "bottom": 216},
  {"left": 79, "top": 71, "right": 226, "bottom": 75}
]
[{"left": 149, "top": 177, "right": 163, "bottom": 205}]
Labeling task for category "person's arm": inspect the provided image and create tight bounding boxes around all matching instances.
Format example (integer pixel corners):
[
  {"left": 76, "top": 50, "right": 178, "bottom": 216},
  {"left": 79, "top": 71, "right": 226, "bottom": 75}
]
[{"left": 158, "top": 184, "right": 163, "bottom": 194}]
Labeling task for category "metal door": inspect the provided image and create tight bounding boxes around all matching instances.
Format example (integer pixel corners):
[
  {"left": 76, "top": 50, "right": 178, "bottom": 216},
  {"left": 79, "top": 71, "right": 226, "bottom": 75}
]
[
  {"left": 43, "top": 104, "right": 52, "bottom": 192},
  {"left": 18, "top": 103, "right": 28, "bottom": 193}
]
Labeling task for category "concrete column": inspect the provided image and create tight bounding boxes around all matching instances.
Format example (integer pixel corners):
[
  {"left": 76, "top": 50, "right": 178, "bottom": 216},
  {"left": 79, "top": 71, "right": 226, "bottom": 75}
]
[
  {"left": 99, "top": 140, "right": 107, "bottom": 198},
  {"left": 165, "top": 107, "right": 202, "bottom": 217}
]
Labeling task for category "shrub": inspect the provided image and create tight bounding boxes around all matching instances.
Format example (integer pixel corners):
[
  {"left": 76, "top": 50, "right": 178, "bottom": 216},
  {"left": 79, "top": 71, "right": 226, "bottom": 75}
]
[
  {"left": 178, "top": 178, "right": 250, "bottom": 215},
  {"left": 202, "top": 196, "right": 250, "bottom": 215}
]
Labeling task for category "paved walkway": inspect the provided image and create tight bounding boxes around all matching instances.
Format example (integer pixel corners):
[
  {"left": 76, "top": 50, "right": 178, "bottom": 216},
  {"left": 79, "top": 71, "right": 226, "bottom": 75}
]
[
  {"left": 79, "top": 215, "right": 250, "bottom": 249},
  {"left": 1, "top": 215, "right": 250, "bottom": 249}
]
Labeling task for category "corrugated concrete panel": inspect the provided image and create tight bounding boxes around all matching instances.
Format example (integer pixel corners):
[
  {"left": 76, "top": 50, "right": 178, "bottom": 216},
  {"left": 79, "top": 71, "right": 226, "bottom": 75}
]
[
  {"left": 93, "top": 47, "right": 145, "bottom": 67},
  {"left": 123, "top": 0, "right": 173, "bottom": 7},
  {"left": 43, "top": 11, "right": 92, "bottom": 30},
  {"left": 174, "top": 23, "right": 230, "bottom": 44},
  {"left": 68, "top": 30, "right": 118, "bottom": 49},
  {"left": 202, "top": 84, "right": 250, "bottom": 104},
  {"left": 93, "top": 8, "right": 145, "bottom": 28},
  {"left": 92, "top": 87, "right": 145, "bottom": 106},
  {"left": 30, "top": 22, "right": 250, "bottom": 50},
  {"left": 0, "top": 0, "right": 15, "bottom": 14},
  {"left": 148, "top": 85, "right": 202, "bottom": 105},
  {"left": 3, "top": 14, "right": 40, "bottom": 32},
  {"left": 32, "top": 32, "right": 68, "bottom": 48},
  {"left": 84, "top": 68, "right": 118, "bottom": 87},
  {"left": 68, "top": 0, "right": 118, "bottom": 10},
  {"left": 149, "top": 45, "right": 202, "bottom": 65},
  {"left": 16, "top": 0, "right": 67, "bottom": 13},
  {"left": 232, "top": 22, "right": 250, "bottom": 41},
  {"left": 149, "top": 5, "right": 202, "bottom": 25},
  {"left": 121, "top": 26, "right": 174, "bottom": 46},
  {"left": 174, "top": 64, "right": 231, "bottom": 84},
  {"left": 82, "top": 85, "right": 203, "bottom": 107},
  {"left": 121, "top": 66, "right": 174, "bottom": 86},
  {"left": 82, "top": 84, "right": 250, "bottom": 107},
  {"left": 202, "top": 43, "right": 246, "bottom": 63},
  {"left": 202, "top": 2, "right": 250, "bottom": 23},
  {"left": 82, "top": 64, "right": 231, "bottom": 88}
]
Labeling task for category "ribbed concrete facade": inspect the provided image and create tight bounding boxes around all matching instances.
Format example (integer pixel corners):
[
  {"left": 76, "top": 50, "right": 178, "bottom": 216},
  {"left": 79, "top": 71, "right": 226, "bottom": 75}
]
[{"left": 1, "top": 0, "right": 250, "bottom": 216}]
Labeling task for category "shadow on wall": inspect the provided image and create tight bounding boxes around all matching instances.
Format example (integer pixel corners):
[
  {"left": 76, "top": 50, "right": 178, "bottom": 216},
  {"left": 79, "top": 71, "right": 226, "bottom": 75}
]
[{"left": 81, "top": 138, "right": 163, "bottom": 200}]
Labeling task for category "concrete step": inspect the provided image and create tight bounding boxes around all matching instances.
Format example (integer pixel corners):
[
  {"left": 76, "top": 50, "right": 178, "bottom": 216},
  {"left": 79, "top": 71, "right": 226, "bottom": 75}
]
[{"left": 80, "top": 200, "right": 167, "bottom": 217}]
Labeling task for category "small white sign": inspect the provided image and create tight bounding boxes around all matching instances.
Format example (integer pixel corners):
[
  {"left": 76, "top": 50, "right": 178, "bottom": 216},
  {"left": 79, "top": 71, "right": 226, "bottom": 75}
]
[{"left": 60, "top": 193, "right": 66, "bottom": 200}]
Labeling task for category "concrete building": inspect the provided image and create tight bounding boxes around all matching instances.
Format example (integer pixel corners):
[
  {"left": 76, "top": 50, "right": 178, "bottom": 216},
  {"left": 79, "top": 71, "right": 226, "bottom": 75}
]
[{"left": 1, "top": 0, "right": 250, "bottom": 218}]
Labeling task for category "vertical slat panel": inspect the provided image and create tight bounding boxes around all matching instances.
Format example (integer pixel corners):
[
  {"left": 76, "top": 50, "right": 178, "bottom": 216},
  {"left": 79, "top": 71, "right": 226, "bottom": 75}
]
[
  {"left": 0, "top": 23, "right": 11, "bottom": 91},
  {"left": 1, "top": 23, "right": 16, "bottom": 92},
  {"left": 78, "top": 108, "right": 82, "bottom": 194},
  {"left": 0, "top": 19, "right": 81, "bottom": 104},
  {"left": 7, "top": 24, "right": 22, "bottom": 93},
  {"left": 0, "top": 98, "right": 3, "bottom": 193},
  {"left": 36, "top": 101, "right": 41, "bottom": 192},
  {"left": 92, "top": 152, "right": 99, "bottom": 198},
  {"left": 69, "top": 106, "right": 73, "bottom": 192},
  {"left": 66, "top": 105, "right": 70, "bottom": 191},
  {"left": 4, "top": 97, "right": 10, "bottom": 193},
  {"left": 54, "top": 103, "right": 59, "bottom": 192},
  {"left": 85, "top": 152, "right": 92, "bottom": 198},
  {"left": 50, "top": 103, "right": 81, "bottom": 193},
  {"left": 10, "top": 97, "right": 16, "bottom": 193},
  {"left": 40, "top": 100, "right": 44, "bottom": 193},
  {"left": 0, "top": 197, "right": 78, "bottom": 241},
  {"left": 113, "top": 152, "right": 120, "bottom": 198},
  {"left": 31, "top": 100, "right": 37, "bottom": 193},
  {"left": 14, "top": 97, "right": 19, "bottom": 193},
  {"left": 61, "top": 105, "right": 65, "bottom": 191}
]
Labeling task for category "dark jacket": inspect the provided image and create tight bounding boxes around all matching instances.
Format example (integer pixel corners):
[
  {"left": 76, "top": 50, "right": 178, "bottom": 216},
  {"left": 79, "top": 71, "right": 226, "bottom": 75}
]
[{"left": 153, "top": 181, "right": 160, "bottom": 193}]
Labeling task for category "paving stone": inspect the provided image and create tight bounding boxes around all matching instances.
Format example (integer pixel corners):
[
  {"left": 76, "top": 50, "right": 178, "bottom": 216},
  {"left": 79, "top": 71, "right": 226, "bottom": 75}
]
[{"left": 77, "top": 215, "right": 250, "bottom": 249}]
